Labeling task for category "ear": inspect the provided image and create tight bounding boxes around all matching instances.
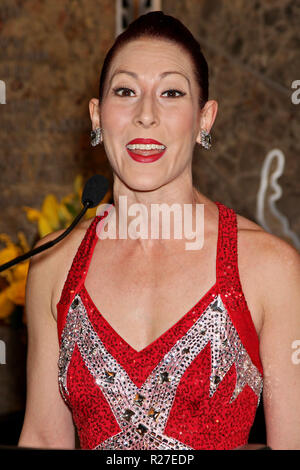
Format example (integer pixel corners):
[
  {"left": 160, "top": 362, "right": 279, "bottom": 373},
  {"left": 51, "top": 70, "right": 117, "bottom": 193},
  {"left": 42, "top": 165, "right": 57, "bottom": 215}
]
[
  {"left": 196, "top": 100, "right": 218, "bottom": 145},
  {"left": 89, "top": 98, "right": 101, "bottom": 129}
]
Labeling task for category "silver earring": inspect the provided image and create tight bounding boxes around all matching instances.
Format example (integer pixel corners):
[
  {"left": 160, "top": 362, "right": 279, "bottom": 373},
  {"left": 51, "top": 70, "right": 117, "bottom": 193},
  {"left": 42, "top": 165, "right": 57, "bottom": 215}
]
[
  {"left": 200, "top": 129, "right": 212, "bottom": 149},
  {"left": 91, "top": 127, "right": 103, "bottom": 146}
]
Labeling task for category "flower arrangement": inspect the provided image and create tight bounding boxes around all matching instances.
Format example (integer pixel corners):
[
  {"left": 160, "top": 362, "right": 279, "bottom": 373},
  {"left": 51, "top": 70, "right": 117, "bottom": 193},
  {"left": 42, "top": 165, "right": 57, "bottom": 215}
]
[
  {"left": 0, "top": 175, "right": 111, "bottom": 327},
  {"left": 0, "top": 233, "right": 29, "bottom": 327}
]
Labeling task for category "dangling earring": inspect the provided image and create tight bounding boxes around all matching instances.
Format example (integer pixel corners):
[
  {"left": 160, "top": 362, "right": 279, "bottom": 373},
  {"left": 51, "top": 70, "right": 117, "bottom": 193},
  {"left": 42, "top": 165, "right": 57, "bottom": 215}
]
[
  {"left": 90, "top": 127, "right": 103, "bottom": 146},
  {"left": 200, "top": 129, "right": 212, "bottom": 149}
]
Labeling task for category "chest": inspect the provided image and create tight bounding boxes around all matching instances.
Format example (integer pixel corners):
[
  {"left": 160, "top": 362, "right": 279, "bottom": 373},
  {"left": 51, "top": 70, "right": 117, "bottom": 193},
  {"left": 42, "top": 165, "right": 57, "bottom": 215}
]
[{"left": 80, "top": 240, "right": 263, "bottom": 352}]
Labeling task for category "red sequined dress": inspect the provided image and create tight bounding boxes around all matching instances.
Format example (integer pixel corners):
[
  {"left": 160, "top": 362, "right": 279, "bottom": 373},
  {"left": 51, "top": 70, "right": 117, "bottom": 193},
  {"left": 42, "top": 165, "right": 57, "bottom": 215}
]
[{"left": 57, "top": 201, "right": 263, "bottom": 450}]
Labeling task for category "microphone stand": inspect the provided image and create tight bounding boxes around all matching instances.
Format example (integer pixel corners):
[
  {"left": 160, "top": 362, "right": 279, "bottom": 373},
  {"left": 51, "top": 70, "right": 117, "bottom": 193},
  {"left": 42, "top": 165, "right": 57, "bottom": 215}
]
[{"left": 0, "top": 201, "right": 92, "bottom": 274}]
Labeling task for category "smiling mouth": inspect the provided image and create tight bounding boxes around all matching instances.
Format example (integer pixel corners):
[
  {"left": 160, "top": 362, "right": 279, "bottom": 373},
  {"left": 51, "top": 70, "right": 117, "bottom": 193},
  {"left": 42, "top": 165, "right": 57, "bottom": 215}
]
[
  {"left": 126, "top": 144, "right": 166, "bottom": 156},
  {"left": 126, "top": 138, "right": 167, "bottom": 157}
]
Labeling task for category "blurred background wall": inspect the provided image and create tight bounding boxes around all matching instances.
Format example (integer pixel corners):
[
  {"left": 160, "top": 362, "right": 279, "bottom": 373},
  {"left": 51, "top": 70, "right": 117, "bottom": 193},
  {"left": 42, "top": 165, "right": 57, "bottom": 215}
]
[
  {"left": 0, "top": 0, "right": 115, "bottom": 244},
  {"left": 0, "top": 0, "right": 299, "bottom": 248},
  {"left": 0, "top": 0, "right": 299, "bottom": 446}
]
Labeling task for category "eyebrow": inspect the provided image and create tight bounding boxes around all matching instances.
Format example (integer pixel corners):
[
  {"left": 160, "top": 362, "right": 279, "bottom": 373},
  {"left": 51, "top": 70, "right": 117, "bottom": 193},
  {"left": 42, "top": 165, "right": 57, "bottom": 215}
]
[{"left": 109, "top": 69, "right": 191, "bottom": 91}]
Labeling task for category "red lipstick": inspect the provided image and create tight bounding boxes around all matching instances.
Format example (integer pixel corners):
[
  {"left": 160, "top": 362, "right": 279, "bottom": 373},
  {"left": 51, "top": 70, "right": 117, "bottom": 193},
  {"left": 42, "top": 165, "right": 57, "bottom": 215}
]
[{"left": 126, "top": 138, "right": 167, "bottom": 163}]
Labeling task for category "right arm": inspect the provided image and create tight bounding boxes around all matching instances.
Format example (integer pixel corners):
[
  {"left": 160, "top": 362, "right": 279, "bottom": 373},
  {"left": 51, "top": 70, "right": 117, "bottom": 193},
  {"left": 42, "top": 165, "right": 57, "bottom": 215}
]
[{"left": 18, "top": 233, "right": 76, "bottom": 449}]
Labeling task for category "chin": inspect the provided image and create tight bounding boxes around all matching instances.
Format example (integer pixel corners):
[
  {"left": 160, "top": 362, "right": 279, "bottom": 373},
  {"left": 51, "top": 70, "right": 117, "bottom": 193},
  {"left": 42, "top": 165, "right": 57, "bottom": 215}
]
[{"left": 121, "top": 174, "right": 165, "bottom": 193}]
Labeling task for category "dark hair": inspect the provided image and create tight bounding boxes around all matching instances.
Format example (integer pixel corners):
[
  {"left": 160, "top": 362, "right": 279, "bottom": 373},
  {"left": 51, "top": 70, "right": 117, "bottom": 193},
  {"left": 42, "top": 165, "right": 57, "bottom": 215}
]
[{"left": 98, "top": 11, "right": 209, "bottom": 109}]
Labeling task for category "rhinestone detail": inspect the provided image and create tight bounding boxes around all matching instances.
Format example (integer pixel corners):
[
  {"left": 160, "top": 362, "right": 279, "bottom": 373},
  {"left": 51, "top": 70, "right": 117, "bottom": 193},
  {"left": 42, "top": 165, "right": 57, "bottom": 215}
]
[{"left": 58, "top": 293, "right": 263, "bottom": 450}]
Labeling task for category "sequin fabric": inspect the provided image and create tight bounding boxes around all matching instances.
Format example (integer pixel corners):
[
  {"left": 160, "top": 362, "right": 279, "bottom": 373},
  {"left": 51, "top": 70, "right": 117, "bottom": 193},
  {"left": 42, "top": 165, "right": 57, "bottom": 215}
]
[{"left": 56, "top": 201, "right": 263, "bottom": 450}]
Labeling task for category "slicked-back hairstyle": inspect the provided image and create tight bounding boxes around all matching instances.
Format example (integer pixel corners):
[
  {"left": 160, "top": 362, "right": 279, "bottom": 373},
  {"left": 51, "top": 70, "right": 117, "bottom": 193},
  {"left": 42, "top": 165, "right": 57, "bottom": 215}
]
[{"left": 98, "top": 11, "right": 209, "bottom": 109}]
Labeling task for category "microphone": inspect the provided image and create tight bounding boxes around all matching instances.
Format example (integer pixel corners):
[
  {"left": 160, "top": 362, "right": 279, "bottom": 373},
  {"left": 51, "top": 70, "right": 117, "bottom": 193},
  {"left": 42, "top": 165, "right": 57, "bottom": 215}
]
[{"left": 0, "top": 174, "right": 109, "bottom": 273}]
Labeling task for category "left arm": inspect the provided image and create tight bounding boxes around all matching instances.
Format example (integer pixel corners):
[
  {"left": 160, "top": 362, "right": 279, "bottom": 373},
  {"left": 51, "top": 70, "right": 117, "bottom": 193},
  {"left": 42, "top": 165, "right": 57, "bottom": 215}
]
[{"left": 258, "top": 234, "right": 300, "bottom": 449}]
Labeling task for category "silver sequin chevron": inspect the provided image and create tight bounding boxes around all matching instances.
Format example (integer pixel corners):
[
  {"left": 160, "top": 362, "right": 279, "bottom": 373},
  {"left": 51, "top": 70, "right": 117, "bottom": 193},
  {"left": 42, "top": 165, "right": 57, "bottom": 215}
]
[{"left": 58, "top": 294, "right": 263, "bottom": 450}]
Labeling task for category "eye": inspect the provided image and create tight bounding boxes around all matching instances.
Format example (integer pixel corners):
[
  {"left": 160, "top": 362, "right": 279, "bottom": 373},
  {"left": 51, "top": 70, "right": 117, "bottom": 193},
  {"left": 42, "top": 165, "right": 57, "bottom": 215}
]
[
  {"left": 113, "top": 87, "right": 135, "bottom": 97},
  {"left": 162, "top": 89, "right": 185, "bottom": 98}
]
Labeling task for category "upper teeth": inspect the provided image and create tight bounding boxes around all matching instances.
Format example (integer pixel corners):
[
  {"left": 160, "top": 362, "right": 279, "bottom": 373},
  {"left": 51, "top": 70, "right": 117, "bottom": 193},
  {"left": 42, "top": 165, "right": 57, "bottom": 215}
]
[{"left": 127, "top": 144, "right": 166, "bottom": 150}]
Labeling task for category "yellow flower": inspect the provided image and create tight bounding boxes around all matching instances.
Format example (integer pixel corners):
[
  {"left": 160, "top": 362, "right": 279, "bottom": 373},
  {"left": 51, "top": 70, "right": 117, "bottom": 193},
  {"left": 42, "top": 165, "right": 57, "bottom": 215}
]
[
  {"left": 0, "top": 235, "right": 21, "bottom": 284},
  {"left": 1, "top": 174, "right": 111, "bottom": 324},
  {"left": 13, "top": 261, "right": 29, "bottom": 282},
  {"left": 23, "top": 174, "right": 111, "bottom": 237},
  {"left": 0, "top": 289, "right": 15, "bottom": 319},
  {"left": 23, "top": 207, "right": 49, "bottom": 238},
  {"left": 41, "top": 194, "right": 60, "bottom": 231},
  {"left": 0, "top": 235, "right": 21, "bottom": 264},
  {"left": 57, "top": 202, "right": 73, "bottom": 225},
  {"left": 22, "top": 207, "right": 40, "bottom": 223},
  {"left": 0, "top": 233, "right": 30, "bottom": 318},
  {"left": 17, "top": 231, "right": 30, "bottom": 253},
  {"left": 37, "top": 214, "right": 54, "bottom": 238}
]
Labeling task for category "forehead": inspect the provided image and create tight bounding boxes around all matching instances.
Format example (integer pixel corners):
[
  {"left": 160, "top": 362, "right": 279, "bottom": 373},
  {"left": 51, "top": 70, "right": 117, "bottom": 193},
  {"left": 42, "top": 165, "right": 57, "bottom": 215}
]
[{"left": 109, "top": 38, "right": 195, "bottom": 77}]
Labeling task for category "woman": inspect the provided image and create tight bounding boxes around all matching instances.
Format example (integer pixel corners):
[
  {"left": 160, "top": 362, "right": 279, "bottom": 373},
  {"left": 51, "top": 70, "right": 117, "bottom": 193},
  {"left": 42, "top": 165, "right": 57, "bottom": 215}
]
[{"left": 18, "top": 11, "right": 300, "bottom": 450}]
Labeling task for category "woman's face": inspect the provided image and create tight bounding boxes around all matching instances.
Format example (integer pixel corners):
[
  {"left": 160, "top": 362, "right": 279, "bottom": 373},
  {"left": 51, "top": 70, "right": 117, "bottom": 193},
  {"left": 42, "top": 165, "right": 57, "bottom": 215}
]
[{"left": 92, "top": 38, "right": 216, "bottom": 192}]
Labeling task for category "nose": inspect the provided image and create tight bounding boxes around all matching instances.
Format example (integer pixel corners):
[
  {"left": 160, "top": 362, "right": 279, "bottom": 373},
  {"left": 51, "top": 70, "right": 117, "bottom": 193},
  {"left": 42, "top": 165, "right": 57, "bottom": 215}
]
[{"left": 133, "top": 92, "right": 159, "bottom": 128}]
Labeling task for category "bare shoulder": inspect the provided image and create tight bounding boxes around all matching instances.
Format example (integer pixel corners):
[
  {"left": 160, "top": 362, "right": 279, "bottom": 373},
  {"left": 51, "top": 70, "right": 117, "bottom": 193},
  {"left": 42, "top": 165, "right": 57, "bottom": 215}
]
[
  {"left": 32, "top": 216, "right": 93, "bottom": 264},
  {"left": 235, "top": 211, "right": 300, "bottom": 320},
  {"left": 236, "top": 210, "right": 300, "bottom": 263},
  {"left": 29, "top": 216, "right": 95, "bottom": 320}
]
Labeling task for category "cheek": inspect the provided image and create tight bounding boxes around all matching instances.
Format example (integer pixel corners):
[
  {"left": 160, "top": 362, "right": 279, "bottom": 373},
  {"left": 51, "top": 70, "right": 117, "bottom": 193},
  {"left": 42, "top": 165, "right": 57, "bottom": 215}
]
[
  {"left": 101, "top": 101, "right": 129, "bottom": 133},
  {"left": 166, "top": 104, "right": 195, "bottom": 133}
]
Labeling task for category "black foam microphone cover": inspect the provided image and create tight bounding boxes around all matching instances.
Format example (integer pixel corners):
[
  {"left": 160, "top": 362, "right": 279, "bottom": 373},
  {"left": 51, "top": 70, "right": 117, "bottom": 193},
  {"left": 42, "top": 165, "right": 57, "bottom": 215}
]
[{"left": 81, "top": 174, "right": 109, "bottom": 208}]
